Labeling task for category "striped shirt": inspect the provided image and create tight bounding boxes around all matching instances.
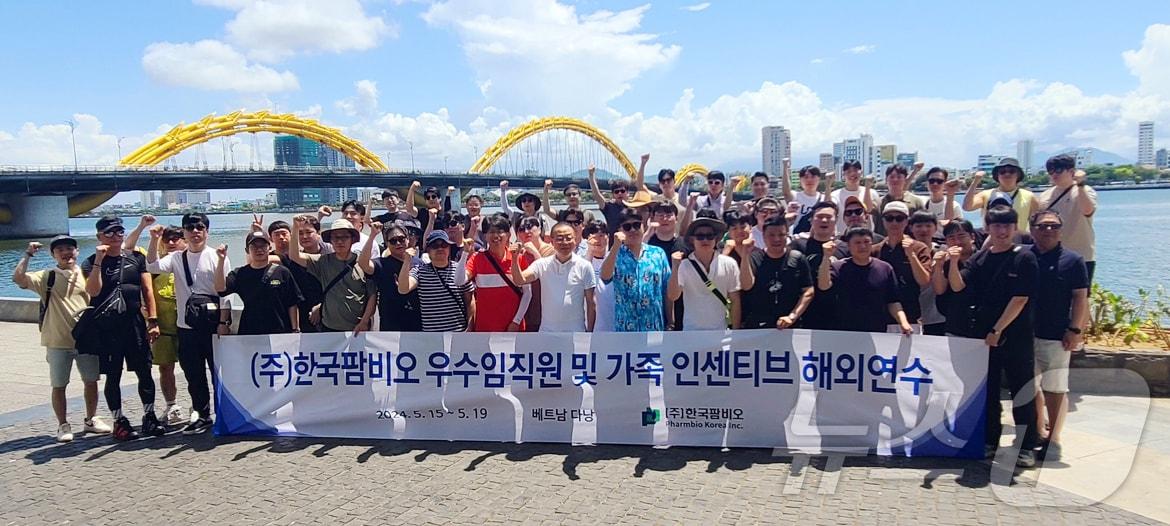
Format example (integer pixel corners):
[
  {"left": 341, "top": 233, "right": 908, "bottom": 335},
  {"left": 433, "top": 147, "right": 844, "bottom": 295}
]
[{"left": 412, "top": 262, "right": 475, "bottom": 332}]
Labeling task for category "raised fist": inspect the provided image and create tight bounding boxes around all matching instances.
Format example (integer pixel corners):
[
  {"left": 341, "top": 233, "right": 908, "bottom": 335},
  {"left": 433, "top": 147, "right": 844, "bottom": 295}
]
[
  {"left": 95, "top": 245, "right": 110, "bottom": 260},
  {"left": 640, "top": 153, "right": 650, "bottom": 164},
  {"left": 139, "top": 215, "right": 157, "bottom": 228},
  {"left": 293, "top": 215, "right": 308, "bottom": 226},
  {"left": 499, "top": 180, "right": 509, "bottom": 189},
  {"left": 544, "top": 179, "right": 553, "bottom": 190},
  {"left": 671, "top": 251, "right": 684, "bottom": 264},
  {"left": 318, "top": 205, "right": 333, "bottom": 217},
  {"left": 613, "top": 231, "right": 626, "bottom": 245},
  {"left": 216, "top": 244, "right": 228, "bottom": 259},
  {"left": 933, "top": 249, "right": 948, "bottom": 263},
  {"left": 738, "top": 237, "right": 755, "bottom": 254},
  {"left": 822, "top": 240, "right": 837, "bottom": 257},
  {"left": 588, "top": 163, "right": 596, "bottom": 174},
  {"left": 944, "top": 179, "right": 961, "bottom": 193},
  {"left": 947, "top": 246, "right": 962, "bottom": 260},
  {"left": 901, "top": 236, "right": 914, "bottom": 253},
  {"left": 149, "top": 225, "right": 164, "bottom": 238},
  {"left": 26, "top": 241, "right": 42, "bottom": 254},
  {"left": 411, "top": 181, "right": 422, "bottom": 189},
  {"left": 972, "top": 170, "right": 986, "bottom": 181},
  {"left": 648, "top": 221, "right": 661, "bottom": 230},
  {"left": 369, "top": 222, "right": 383, "bottom": 237},
  {"left": 447, "top": 185, "right": 456, "bottom": 194},
  {"left": 913, "top": 161, "right": 925, "bottom": 172}
]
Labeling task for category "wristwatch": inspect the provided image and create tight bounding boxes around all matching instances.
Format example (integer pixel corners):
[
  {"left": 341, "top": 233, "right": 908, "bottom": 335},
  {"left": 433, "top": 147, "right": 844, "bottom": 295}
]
[
  {"left": 1067, "top": 327, "right": 1082, "bottom": 335},
  {"left": 219, "top": 320, "right": 231, "bottom": 326}
]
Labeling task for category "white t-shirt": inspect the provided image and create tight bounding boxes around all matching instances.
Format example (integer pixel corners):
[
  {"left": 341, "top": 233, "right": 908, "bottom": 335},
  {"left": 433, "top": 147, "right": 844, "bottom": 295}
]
[
  {"left": 831, "top": 188, "right": 874, "bottom": 233},
  {"left": 589, "top": 255, "right": 616, "bottom": 332},
  {"left": 529, "top": 254, "right": 597, "bottom": 332},
  {"left": 676, "top": 253, "right": 740, "bottom": 330},
  {"left": 147, "top": 248, "right": 230, "bottom": 330},
  {"left": 923, "top": 196, "right": 963, "bottom": 222},
  {"left": 697, "top": 192, "right": 728, "bottom": 212}
]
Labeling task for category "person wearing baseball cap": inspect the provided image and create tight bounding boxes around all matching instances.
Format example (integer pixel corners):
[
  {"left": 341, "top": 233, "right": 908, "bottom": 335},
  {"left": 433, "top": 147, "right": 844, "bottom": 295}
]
[
  {"left": 213, "top": 231, "right": 303, "bottom": 336},
  {"left": 962, "top": 157, "right": 1039, "bottom": 230},
  {"left": 288, "top": 217, "right": 376, "bottom": 334},
  {"left": 85, "top": 215, "right": 166, "bottom": 440},
  {"left": 874, "top": 164, "right": 926, "bottom": 237},
  {"left": 873, "top": 201, "right": 932, "bottom": 327},
  {"left": 399, "top": 228, "right": 476, "bottom": 332},
  {"left": 13, "top": 234, "right": 111, "bottom": 442}
]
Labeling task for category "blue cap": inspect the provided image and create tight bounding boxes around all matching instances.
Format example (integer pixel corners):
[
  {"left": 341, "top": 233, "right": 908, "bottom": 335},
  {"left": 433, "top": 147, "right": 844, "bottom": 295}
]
[{"left": 424, "top": 230, "right": 456, "bottom": 247}]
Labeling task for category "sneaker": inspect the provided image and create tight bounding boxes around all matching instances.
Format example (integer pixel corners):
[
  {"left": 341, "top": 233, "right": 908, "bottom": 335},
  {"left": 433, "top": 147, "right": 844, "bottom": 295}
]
[
  {"left": 112, "top": 416, "right": 139, "bottom": 441},
  {"left": 84, "top": 416, "right": 112, "bottom": 435},
  {"left": 1016, "top": 449, "right": 1037, "bottom": 468},
  {"left": 140, "top": 412, "right": 167, "bottom": 437},
  {"left": 165, "top": 404, "right": 186, "bottom": 426},
  {"left": 56, "top": 423, "right": 74, "bottom": 443},
  {"left": 1037, "top": 441, "right": 1062, "bottom": 462},
  {"left": 181, "top": 417, "right": 213, "bottom": 436}
]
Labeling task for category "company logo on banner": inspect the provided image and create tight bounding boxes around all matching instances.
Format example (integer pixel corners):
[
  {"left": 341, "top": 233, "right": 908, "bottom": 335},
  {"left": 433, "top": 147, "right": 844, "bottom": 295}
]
[{"left": 212, "top": 329, "right": 988, "bottom": 457}]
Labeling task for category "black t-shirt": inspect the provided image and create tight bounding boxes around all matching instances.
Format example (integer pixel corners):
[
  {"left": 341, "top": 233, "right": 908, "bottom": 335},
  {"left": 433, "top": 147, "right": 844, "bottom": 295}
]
[
  {"left": 875, "top": 241, "right": 923, "bottom": 323},
  {"left": 82, "top": 250, "right": 147, "bottom": 312},
  {"left": 220, "top": 264, "right": 303, "bottom": 335},
  {"left": 938, "top": 259, "right": 979, "bottom": 337},
  {"left": 742, "top": 249, "right": 813, "bottom": 329},
  {"left": 281, "top": 254, "right": 323, "bottom": 311},
  {"left": 1030, "top": 244, "right": 1089, "bottom": 341},
  {"left": 648, "top": 234, "right": 688, "bottom": 329},
  {"left": 788, "top": 237, "right": 847, "bottom": 330},
  {"left": 369, "top": 256, "right": 422, "bottom": 331},
  {"left": 601, "top": 202, "right": 627, "bottom": 235},
  {"left": 961, "top": 246, "right": 1038, "bottom": 342},
  {"left": 828, "top": 258, "right": 900, "bottom": 333}
]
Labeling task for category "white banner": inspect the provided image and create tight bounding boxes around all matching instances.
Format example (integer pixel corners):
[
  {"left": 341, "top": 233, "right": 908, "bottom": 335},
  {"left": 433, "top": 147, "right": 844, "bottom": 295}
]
[{"left": 213, "top": 329, "right": 988, "bottom": 457}]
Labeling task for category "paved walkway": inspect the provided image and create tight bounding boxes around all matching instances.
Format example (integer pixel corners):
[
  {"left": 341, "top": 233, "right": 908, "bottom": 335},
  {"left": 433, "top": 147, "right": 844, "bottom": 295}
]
[{"left": 1, "top": 322, "right": 1166, "bottom": 525}]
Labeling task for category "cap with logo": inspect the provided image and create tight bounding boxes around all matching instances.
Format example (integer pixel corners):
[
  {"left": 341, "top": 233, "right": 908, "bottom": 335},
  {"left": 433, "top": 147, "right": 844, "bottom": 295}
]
[
  {"left": 49, "top": 235, "right": 77, "bottom": 250},
  {"left": 244, "top": 231, "right": 271, "bottom": 246},
  {"left": 95, "top": 216, "right": 124, "bottom": 234},
  {"left": 881, "top": 201, "right": 910, "bottom": 216}
]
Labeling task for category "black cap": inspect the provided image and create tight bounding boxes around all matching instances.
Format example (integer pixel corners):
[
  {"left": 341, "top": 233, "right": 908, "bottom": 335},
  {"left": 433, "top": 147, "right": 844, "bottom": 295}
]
[
  {"left": 245, "top": 231, "right": 271, "bottom": 246},
  {"left": 95, "top": 216, "right": 124, "bottom": 234},
  {"left": 49, "top": 235, "right": 77, "bottom": 250}
]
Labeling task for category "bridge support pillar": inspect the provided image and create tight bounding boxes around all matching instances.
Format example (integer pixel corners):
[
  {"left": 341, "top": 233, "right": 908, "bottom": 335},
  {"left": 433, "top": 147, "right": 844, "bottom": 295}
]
[{"left": 0, "top": 195, "right": 70, "bottom": 240}]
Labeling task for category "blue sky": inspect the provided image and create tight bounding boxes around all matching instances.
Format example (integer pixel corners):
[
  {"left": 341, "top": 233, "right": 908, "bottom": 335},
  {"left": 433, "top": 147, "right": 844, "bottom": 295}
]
[{"left": 1, "top": 1, "right": 1168, "bottom": 202}]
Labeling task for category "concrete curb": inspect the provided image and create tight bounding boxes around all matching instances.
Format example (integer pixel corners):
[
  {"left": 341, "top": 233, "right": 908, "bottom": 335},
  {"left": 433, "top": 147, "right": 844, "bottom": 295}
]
[
  {"left": 0, "top": 297, "right": 38, "bottom": 323},
  {"left": 1073, "top": 347, "right": 1170, "bottom": 397}
]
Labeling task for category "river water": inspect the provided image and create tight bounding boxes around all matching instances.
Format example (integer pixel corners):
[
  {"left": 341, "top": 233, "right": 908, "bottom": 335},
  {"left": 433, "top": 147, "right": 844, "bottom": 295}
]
[{"left": 1, "top": 189, "right": 1165, "bottom": 301}]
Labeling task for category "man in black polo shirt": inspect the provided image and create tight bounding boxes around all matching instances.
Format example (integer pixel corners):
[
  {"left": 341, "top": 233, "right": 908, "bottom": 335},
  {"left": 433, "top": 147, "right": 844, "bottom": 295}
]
[
  {"left": 948, "top": 206, "right": 1039, "bottom": 468},
  {"left": 789, "top": 202, "right": 846, "bottom": 329},
  {"left": 1029, "top": 210, "right": 1089, "bottom": 462},
  {"left": 740, "top": 215, "right": 813, "bottom": 329},
  {"left": 872, "top": 201, "right": 931, "bottom": 328}
]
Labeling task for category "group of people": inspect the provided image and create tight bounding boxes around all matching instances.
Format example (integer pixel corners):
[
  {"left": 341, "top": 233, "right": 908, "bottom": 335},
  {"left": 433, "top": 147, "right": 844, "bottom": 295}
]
[{"left": 17, "top": 151, "right": 1097, "bottom": 469}]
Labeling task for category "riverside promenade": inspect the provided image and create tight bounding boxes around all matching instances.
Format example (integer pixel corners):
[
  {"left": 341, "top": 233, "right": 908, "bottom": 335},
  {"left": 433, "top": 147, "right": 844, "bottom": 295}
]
[{"left": 0, "top": 321, "right": 1167, "bottom": 525}]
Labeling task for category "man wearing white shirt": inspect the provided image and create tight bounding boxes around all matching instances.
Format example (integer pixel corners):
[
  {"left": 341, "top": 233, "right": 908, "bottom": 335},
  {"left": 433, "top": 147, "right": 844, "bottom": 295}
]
[
  {"left": 146, "top": 213, "right": 228, "bottom": 435},
  {"left": 512, "top": 222, "right": 597, "bottom": 332}
]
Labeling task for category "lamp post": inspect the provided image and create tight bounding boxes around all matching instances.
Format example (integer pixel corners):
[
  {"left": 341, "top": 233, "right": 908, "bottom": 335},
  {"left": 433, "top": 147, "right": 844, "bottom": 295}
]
[
  {"left": 385, "top": 151, "right": 391, "bottom": 172},
  {"left": 408, "top": 141, "right": 415, "bottom": 174},
  {"left": 116, "top": 136, "right": 126, "bottom": 162},
  {"left": 444, "top": 155, "right": 448, "bottom": 173},
  {"left": 64, "top": 120, "right": 78, "bottom": 171},
  {"left": 229, "top": 140, "right": 240, "bottom": 171}
]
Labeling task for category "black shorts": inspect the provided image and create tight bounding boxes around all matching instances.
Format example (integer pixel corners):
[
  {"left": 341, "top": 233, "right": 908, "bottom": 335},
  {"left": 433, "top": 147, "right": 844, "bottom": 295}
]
[{"left": 94, "top": 314, "right": 152, "bottom": 374}]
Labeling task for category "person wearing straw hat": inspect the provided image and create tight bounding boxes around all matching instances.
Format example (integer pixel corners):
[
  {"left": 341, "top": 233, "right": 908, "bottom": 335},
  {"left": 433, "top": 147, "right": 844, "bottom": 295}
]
[
  {"left": 288, "top": 217, "right": 376, "bottom": 334},
  {"left": 668, "top": 214, "right": 742, "bottom": 330}
]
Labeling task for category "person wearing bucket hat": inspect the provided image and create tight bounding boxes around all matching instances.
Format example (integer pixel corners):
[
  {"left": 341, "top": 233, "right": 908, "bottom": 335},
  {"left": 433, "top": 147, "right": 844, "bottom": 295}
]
[
  {"left": 498, "top": 186, "right": 553, "bottom": 238},
  {"left": 213, "top": 231, "right": 302, "bottom": 336},
  {"left": 14, "top": 235, "right": 111, "bottom": 442},
  {"left": 962, "top": 158, "right": 1039, "bottom": 230},
  {"left": 669, "top": 214, "right": 742, "bottom": 330},
  {"left": 288, "top": 216, "right": 376, "bottom": 334}
]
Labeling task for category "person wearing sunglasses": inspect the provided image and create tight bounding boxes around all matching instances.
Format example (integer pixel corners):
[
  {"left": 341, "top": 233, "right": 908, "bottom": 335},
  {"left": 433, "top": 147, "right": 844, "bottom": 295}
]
[
  {"left": 85, "top": 215, "right": 165, "bottom": 440},
  {"left": 874, "top": 164, "right": 925, "bottom": 237},
  {"left": 358, "top": 222, "right": 422, "bottom": 332},
  {"left": 147, "top": 212, "right": 225, "bottom": 435},
  {"left": 468, "top": 213, "right": 533, "bottom": 332},
  {"left": 1038, "top": 153, "right": 1097, "bottom": 288},
  {"left": 872, "top": 202, "right": 932, "bottom": 329},
  {"left": 696, "top": 170, "right": 732, "bottom": 213},
  {"left": 398, "top": 230, "right": 476, "bottom": 332},
  {"left": 1028, "top": 210, "right": 1088, "bottom": 464},
  {"left": 600, "top": 208, "right": 671, "bottom": 332},
  {"left": 962, "top": 157, "right": 1039, "bottom": 231},
  {"left": 540, "top": 180, "right": 595, "bottom": 224},
  {"left": 587, "top": 162, "right": 636, "bottom": 236},
  {"left": 557, "top": 208, "right": 590, "bottom": 256},
  {"left": 815, "top": 226, "right": 913, "bottom": 336},
  {"left": 921, "top": 167, "right": 963, "bottom": 224},
  {"left": 583, "top": 222, "right": 616, "bottom": 332},
  {"left": 668, "top": 215, "right": 742, "bottom": 331}
]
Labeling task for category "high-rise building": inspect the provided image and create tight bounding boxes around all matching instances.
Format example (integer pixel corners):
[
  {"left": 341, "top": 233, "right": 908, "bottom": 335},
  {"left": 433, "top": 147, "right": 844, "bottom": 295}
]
[
  {"left": 977, "top": 155, "right": 1005, "bottom": 174},
  {"left": 274, "top": 135, "right": 357, "bottom": 207},
  {"left": 832, "top": 134, "right": 874, "bottom": 174},
  {"left": 1072, "top": 148, "right": 1095, "bottom": 168},
  {"left": 761, "top": 126, "right": 792, "bottom": 176},
  {"left": 161, "top": 190, "right": 180, "bottom": 207},
  {"left": 1016, "top": 139, "right": 1034, "bottom": 174},
  {"left": 177, "top": 190, "right": 211, "bottom": 205},
  {"left": 818, "top": 153, "right": 835, "bottom": 173},
  {"left": 1157, "top": 148, "right": 1169, "bottom": 169},
  {"left": 895, "top": 152, "right": 918, "bottom": 172},
  {"left": 140, "top": 191, "right": 160, "bottom": 209},
  {"left": 1138, "top": 121, "right": 1155, "bottom": 167},
  {"left": 872, "top": 145, "right": 897, "bottom": 178}
]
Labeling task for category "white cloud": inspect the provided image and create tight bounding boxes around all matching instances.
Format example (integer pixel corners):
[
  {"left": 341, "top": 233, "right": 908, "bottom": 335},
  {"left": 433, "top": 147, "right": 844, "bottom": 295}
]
[
  {"left": 1123, "top": 23, "right": 1170, "bottom": 95},
  {"left": 335, "top": 80, "right": 380, "bottom": 117},
  {"left": 205, "top": 0, "right": 395, "bottom": 63},
  {"left": 142, "top": 40, "right": 300, "bottom": 92},
  {"left": 843, "top": 44, "right": 875, "bottom": 55},
  {"left": 0, "top": 114, "right": 169, "bottom": 166},
  {"left": 809, "top": 58, "right": 825, "bottom": 65},
  {"left": 422, "top": 0, "right": 681, "bottom": 114},
  {"left": 680, "top": 2, "right": 710, "bottom": 12}
]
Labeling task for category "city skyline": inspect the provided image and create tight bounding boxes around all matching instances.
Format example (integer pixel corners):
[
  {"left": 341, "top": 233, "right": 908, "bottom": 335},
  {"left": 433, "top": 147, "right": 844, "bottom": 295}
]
[{"left": 0, "top": 2, "right": 1168, "bottom": 204}]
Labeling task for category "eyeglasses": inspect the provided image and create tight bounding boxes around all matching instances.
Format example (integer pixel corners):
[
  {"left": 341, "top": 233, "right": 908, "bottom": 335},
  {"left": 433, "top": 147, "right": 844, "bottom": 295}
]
[
  {"left": 927, "top": 178, "right": 946, "bottom": 185},
  {"left": 843, "top": 208, "right": 865, "bottom": 217},
  {"left": 424, "top": 194, "right": 440, "bottom": 200},
  {"left": 183, "top": 224, "right": 207, "bottom": 232},
  {"left": 882, "top": 215, "right": 908, "bottom": 222},
  {"left": 1033, "top": 223, "right": 1062, "bottom": 231},
  {"left": 707, "top": 180, "right": 723, "bottom": 185},
  {"left": 566, "top": 219, "right": 584, "bottom": 226},
  {"left": 613, "top": 189, "right": 628, "bottom": 195},
  {"left": 553, "top": 235, "right": 575, "bottom": 242},
  {"left": 620, "top": 222, "right": 642, "bottom": 232},
  {"left": 565, "top": 192, "right": 580, "bottom": 197},
  {"left": 102, "top": 229, "right": 126, "bottom": 237},
  {"left": 387, "top": 236, "right": 408, "bottom": 245},
  {"left": 996, "top": 169, "right": 1019, "bottom": 176},
  {"left": 692, "top": 233, "right": 718, "bottom": 241},
  {"left": 426, "top": 242, "right": 449, "bottom": 250},
  {"left": 758, "top": 208, "right": 779, "bottom": 216}
]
